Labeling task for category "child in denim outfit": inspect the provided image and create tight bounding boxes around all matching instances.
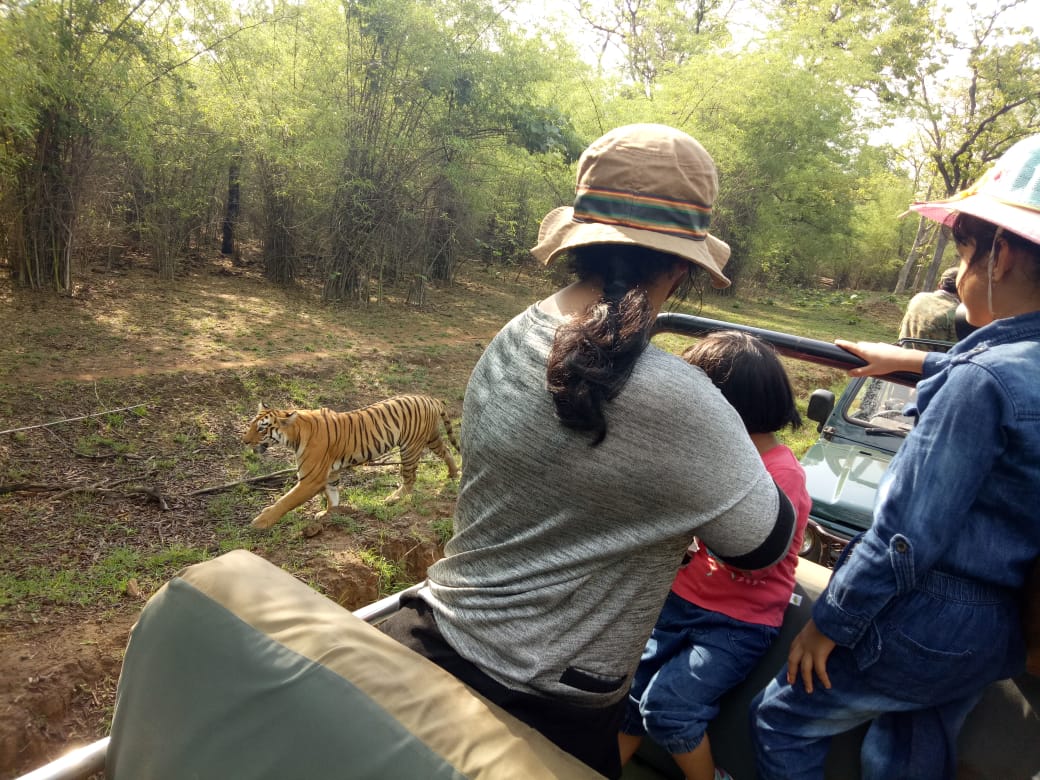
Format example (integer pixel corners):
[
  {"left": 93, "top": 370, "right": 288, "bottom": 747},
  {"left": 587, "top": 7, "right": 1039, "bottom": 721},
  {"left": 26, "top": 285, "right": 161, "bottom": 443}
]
[
  {"left": 752, "top": 134, "right": 1040, "bottom": 780},
  {"left": 619, "top": 331, "right": 811, "bottom": 780}
]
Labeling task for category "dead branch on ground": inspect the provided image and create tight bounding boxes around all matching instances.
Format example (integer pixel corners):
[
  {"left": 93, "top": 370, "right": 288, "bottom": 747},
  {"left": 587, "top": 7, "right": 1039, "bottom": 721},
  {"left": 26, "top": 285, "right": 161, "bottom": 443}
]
[
  {"left": 1, "top": 473, "right": 170, "bottom": 509},
  {"left": 183, "top": 468, "right": 297, "bottom": 497},
  {"left": 0, "top": 404, "right": 149, "bottom": 436},
  {"left": 184, "top": 456, "right": 407, "bottom": 497}
]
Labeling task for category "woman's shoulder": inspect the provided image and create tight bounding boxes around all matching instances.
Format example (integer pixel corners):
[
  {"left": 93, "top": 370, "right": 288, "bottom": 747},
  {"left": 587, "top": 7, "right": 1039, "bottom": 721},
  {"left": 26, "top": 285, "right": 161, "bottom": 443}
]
[
  {"left": 632, "top": 346, "right": 725, "bottom": 399},
  {"left": 635, "top": 344, "right": 704, "bottom": 378},
  {"left": 623, "top": 347, "right": 746, "bottom": 435},
  {"left": 483, "top": 304, "right": 557, "bottom": 351}
]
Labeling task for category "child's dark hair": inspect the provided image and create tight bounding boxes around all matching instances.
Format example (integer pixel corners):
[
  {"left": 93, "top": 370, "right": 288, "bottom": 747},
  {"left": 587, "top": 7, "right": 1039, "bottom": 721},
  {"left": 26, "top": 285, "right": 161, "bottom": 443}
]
[
  {"left": 950, "top": 213, "right": 1040, "bottom": 282},
  {"left": 681, "top": 330, "right": 801, "bottom": 434}
]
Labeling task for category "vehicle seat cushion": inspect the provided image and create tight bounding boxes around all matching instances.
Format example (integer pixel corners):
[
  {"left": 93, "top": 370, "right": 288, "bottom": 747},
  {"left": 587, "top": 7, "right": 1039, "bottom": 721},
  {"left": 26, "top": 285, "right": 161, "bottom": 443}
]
[{"left": 107, "top": 550, "right": 603, "bottom": 780}]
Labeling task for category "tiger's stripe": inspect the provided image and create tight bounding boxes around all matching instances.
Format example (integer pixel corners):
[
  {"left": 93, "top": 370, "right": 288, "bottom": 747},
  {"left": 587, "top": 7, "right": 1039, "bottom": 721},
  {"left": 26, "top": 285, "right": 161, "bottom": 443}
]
[{"left": 242, "top": 394, "right": 460, "bottom": 529}]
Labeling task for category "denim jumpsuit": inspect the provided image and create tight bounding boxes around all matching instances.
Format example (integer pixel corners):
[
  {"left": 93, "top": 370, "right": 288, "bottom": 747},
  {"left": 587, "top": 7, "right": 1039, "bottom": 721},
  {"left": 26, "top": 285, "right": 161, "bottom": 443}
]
[{"left": 752, "top": 310, "right": 1040, "bottom": 780}]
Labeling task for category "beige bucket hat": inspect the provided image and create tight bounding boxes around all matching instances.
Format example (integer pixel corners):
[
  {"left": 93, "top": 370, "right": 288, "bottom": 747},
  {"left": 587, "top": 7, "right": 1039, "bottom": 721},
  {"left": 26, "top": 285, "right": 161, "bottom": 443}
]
[{"left": 530, "top": 123, "right": 732, "bottom": 289}]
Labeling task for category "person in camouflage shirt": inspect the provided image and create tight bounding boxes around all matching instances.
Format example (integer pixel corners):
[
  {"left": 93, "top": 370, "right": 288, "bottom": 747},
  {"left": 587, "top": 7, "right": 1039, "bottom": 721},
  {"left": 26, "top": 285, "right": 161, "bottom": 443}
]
[{"left": 898, "top": 267, "right": 960, "bottom": 344}]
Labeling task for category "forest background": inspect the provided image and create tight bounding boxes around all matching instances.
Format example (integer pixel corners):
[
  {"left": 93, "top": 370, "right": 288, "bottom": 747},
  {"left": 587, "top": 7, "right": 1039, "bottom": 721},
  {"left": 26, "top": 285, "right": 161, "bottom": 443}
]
[{"left": 2, "top": 0, "right": 1039, "bottom": 301}]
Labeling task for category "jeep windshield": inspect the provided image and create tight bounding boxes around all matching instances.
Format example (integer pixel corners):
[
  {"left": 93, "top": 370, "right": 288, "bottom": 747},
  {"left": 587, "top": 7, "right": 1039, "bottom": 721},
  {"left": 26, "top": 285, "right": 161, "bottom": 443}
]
[{"left": 845, "top": 377, "right": 916, "bottom": 437}]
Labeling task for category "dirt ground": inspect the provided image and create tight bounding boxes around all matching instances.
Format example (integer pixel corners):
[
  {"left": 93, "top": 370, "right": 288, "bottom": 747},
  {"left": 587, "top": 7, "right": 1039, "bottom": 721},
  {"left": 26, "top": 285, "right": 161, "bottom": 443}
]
[{"left": 0, "top": 254, "right": 548, "bottom": 778}]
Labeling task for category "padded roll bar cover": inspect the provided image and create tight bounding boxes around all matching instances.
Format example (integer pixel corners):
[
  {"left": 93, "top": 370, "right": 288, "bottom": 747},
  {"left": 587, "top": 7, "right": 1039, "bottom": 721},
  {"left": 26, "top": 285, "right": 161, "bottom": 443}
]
[{"left": 107, "top": 550, "right": 604, "bottom": 779}]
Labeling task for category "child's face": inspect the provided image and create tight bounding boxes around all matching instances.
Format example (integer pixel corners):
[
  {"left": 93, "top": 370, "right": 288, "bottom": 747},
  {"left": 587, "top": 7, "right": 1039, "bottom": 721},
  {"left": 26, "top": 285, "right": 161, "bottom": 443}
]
[{"left": 955, "top": 240, "right": 995, "bottom": 328}]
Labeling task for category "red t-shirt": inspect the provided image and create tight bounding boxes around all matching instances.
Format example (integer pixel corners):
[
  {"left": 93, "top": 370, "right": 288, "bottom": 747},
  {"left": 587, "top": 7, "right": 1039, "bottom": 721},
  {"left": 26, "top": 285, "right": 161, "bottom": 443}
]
[{"left": 669, "top": 444, "right": 811, "bottom": 627}]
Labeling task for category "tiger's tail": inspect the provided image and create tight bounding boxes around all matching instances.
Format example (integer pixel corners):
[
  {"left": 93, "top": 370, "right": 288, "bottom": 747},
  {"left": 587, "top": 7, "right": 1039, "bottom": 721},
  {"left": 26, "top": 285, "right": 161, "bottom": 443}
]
[{"left": 438, "top": 403, "right": 461, "bottom": 455}]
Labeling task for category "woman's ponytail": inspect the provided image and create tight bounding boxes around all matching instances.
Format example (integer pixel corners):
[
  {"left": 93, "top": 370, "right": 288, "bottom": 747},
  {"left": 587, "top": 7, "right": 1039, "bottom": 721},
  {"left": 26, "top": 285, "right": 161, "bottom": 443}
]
[{"left": 547, "top": 245, "right": 689, "bottom": 445}]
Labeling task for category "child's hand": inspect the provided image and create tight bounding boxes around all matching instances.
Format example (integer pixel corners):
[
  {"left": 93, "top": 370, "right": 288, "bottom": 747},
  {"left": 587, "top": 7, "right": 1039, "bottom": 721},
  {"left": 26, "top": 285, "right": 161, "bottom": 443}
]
[
  {"left": 786, "top": 619, "right": 836, "bottom": 693},
  {"left": 835, "top": 340, "right": 927, "bottom": 378}
]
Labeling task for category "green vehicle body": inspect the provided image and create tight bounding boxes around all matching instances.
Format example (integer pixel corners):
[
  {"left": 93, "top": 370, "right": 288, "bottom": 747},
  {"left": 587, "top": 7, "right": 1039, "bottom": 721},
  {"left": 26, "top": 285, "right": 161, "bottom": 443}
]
[{"left": 799, "top": 373, "right": 915, "bottom": 565}]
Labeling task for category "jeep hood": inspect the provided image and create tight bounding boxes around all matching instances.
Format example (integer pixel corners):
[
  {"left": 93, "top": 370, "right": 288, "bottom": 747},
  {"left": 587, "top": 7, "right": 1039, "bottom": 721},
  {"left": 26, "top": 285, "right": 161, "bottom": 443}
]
[{"left": 800, "top": 439, "right": 892, "bottom": 534}]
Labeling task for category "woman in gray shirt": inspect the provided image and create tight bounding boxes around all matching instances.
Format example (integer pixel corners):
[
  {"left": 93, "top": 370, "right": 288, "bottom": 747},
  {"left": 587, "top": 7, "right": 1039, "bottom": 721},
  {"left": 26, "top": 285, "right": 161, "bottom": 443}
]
[{"left": 379, "top": 124, "right": 794, "bottom": 778}]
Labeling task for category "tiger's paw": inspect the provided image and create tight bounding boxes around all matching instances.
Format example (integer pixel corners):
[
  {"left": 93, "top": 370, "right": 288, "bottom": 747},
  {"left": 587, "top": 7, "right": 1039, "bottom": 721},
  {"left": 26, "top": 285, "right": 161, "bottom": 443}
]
[
  {"left": 385, "top": 487, "right": 410, "bottom": 504},
  {"left": 250, "top": 512, "right": 279, "bottom": 530}
]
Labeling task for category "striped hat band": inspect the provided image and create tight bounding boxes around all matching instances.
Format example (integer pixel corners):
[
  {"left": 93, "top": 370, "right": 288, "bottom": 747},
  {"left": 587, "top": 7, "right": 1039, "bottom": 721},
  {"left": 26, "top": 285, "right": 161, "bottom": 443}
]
[{"left": 572, "top": 185, "right": 712, "bottom": 241}]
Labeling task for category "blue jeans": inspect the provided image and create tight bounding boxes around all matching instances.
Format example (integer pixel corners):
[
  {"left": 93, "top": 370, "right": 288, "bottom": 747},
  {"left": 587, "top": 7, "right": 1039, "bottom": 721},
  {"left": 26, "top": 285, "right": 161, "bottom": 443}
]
[
  {"left": 751, "top": 570, "right": 1021, "bottom": 780},
  {"left": 621, "top": 591, "right": 778, "bottom": 754}
]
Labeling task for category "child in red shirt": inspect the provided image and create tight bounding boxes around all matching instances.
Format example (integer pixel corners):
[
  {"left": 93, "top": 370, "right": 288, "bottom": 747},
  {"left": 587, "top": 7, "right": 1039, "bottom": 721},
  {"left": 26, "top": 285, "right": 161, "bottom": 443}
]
[{"left": 619, "top": 331, "right": 812, "bottom": 780}]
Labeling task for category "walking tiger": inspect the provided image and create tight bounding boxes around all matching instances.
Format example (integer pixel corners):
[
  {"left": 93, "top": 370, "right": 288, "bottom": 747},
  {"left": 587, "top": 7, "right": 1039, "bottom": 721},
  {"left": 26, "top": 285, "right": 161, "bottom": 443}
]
[{"left": 242, "top": 394, "right": 460, "bottom": 529}]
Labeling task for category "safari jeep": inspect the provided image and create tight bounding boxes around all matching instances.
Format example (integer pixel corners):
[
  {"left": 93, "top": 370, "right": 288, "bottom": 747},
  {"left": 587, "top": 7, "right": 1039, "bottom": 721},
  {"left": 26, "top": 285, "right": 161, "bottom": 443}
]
[{"left": 19, "top": 316, "right": 1040, "bottom": 780}]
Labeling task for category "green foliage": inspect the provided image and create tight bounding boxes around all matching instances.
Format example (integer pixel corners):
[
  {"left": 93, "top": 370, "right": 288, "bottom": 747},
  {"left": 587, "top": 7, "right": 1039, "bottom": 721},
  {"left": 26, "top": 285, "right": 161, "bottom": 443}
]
[
  {"left": 575, "top": 0, "right": 732, "bottom": 95},
  {"left": 0, "top": 0, "right": 236, "bottom": 290},
  {"left": 1, "top": 0, "right": 1037, "bottom": 297},
  {"left": 430, "top": 517, "right": 453, "bottom": 546},
  {"left": 651, "top": 44, "right": 863, "bottom": 286},
  {"left": 510, "top": 105, "right": 584, "bottom": 162}
]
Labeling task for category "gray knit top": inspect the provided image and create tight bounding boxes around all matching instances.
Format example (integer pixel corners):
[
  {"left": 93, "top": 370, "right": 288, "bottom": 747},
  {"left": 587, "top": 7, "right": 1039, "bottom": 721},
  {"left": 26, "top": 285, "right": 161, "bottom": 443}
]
[{"left": 424, "top": 303, "right": 792, "bottom": 706}]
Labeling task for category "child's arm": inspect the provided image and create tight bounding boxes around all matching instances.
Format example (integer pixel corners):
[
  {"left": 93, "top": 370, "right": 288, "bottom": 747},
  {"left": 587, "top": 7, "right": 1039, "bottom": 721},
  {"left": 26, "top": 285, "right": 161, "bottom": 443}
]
[
  {"left": 787, "top": 618, "right": 836, "bottom": 693},
  {"left": 835, "top": 339, "right": 928, "bottom": 378}
]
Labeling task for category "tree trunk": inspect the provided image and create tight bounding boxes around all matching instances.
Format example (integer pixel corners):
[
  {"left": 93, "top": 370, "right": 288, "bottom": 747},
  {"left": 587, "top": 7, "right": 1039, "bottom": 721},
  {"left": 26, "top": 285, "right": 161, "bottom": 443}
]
[
  {"left": 14, "top": 110, "right": 82, "bottom": 292},
  {"left": 322, "top": 246, "right": 367, "bottom": 301},
  {"left": 924, "top": 231, "right": 951, "bottom": 292},
  {"left": 324, "top": 174, "right": 374, "bottom": 302},
  {"left": 894, "top": 216, "right": 934, "bottom": 293},
  {"left": 221, "top": 156, "right": 241, "bottom": 259},
  {"left": 426, "top": 177, "right": 459, "bottom": 284},
  {"left": 257, "top": 158, "right": 296, "bottom": 284},
  {"left": 262, "top": 192, "right": 295, "bottom": 284}
]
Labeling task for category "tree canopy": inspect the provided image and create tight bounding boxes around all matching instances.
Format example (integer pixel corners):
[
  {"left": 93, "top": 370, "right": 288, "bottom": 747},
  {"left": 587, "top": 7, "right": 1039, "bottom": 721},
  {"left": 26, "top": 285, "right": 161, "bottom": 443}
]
[{"left": 1, "top": 0, "right": 1037, "bottom": 296}]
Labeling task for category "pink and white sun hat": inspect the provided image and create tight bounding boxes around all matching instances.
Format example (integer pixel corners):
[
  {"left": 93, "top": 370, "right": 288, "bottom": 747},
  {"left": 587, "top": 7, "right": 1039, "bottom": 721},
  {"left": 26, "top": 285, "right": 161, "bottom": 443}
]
[{"left": 910, "top": 134, "right": 1040, "bottom": 246}]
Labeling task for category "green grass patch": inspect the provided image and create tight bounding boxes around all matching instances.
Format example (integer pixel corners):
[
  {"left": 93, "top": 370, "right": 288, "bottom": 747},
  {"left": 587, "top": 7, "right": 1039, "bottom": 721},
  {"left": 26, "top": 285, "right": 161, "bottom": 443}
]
[
  {"left": 430, "top": 517, "right": 453, "bottom": 546},
  {"left": 357, "top": 549, "right": 408, "bottom": 595},
  {"left": 0, "top": 545, "right": 208, "bottom": 610}
]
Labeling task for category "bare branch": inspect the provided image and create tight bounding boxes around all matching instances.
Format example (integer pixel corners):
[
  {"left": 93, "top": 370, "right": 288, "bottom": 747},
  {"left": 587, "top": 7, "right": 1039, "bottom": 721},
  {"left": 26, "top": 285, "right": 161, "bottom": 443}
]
[
  {"left": 183, "top": 468, "right": 297, "bottom": 497},
  {"left": 1, "top": 480, "right": 170, "bottom": 510},
  {"left": 0, "top": 405, "right": 149, "bottom": 436}
]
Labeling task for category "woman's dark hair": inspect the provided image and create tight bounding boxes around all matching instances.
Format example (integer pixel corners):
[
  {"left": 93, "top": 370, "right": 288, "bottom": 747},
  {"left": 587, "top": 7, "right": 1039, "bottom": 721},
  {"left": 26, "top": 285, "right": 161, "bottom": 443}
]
[
  {"left": 681, "top": 331, "right": 801, "bottom": 434},
  {"left": 950, "top": 213, "right": 1040, "bottom": 279},
  {"left": 546, "top": 244, "right": 696, "bottom": 445}
]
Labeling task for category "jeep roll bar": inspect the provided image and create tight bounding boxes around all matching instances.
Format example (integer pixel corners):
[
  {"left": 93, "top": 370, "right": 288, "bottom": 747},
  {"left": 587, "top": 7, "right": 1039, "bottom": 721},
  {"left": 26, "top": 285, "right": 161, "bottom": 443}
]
[{"left": 653, "top": 312, "right": 920, "bottom": 387}]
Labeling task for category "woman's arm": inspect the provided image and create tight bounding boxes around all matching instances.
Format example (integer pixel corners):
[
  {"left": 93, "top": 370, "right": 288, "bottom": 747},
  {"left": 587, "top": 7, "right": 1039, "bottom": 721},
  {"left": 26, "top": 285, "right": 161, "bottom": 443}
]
[{"left": 707, "top": 481, "right": 796, "bottom": 571}]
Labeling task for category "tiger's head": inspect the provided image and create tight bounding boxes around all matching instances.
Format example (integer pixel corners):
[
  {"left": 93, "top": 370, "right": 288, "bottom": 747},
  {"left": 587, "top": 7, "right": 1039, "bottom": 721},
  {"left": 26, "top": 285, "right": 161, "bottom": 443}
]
[{"left": 242, "top": 403, "right": 297, "bottom": 455}]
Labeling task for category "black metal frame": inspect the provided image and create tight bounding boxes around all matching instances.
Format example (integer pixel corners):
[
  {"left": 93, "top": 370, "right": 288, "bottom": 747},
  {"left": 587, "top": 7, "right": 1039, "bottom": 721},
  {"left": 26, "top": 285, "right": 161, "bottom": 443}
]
[{"left": 653, "top": 312, "right": 920, "bottom": 386}]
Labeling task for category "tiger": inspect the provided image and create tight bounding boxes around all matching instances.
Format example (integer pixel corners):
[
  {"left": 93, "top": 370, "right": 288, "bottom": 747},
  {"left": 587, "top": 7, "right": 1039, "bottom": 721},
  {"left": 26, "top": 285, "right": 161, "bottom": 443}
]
[{"left": 242, "top": 394, "right": 460, "bottom": 529}]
